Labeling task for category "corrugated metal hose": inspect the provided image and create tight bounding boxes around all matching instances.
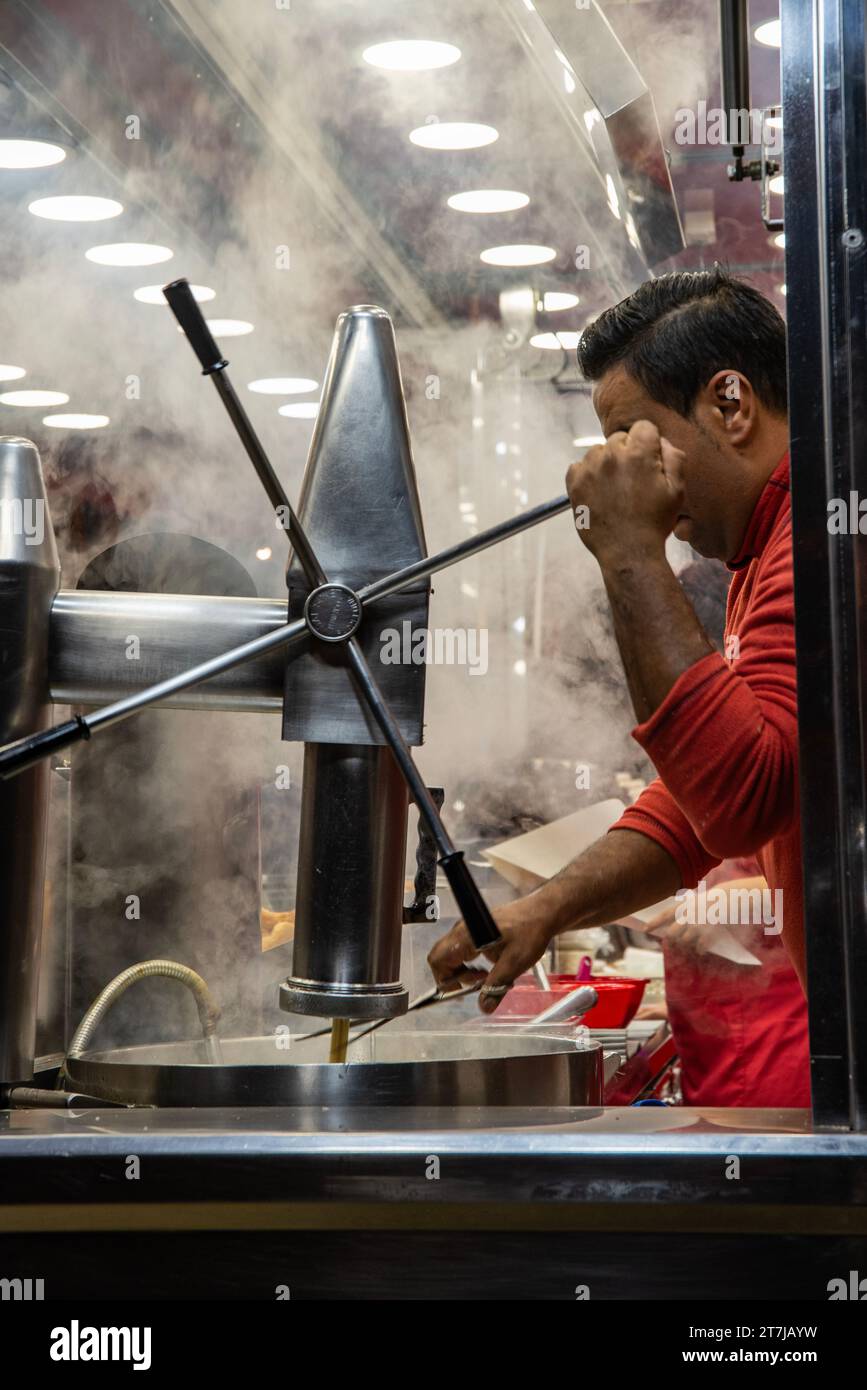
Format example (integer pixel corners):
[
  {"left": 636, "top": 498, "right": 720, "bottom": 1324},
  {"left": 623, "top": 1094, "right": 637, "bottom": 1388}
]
[{"left": 57, "top": 959, "right": 223, "bottom": 1089}]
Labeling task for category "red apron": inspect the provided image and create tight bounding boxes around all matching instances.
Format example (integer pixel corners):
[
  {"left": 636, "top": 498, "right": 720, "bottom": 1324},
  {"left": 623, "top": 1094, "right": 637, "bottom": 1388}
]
[{"left": 662, "top": 860, "right": 811, "bottom": 1108}]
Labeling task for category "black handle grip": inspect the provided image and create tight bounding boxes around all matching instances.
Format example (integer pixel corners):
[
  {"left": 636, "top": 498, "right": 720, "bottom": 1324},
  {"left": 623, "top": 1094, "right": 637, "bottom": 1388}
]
[
  {"left": 439, "top": 849, "right": 502, "bottom": 951},
  {"left": 162, "top": 278, "right": 227, "bottom": 375},
  {"left": 404, "top": 787, "right": 444, "bottom": 923},
  {"left": 0, "top": 716, "right": 90, "bottom": 780}
]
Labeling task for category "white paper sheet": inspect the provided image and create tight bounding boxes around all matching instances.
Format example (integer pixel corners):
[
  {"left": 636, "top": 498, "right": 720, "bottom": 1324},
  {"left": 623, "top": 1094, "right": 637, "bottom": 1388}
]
[{"left": 484, "top": 804, "right": 761, "bottom": 966}]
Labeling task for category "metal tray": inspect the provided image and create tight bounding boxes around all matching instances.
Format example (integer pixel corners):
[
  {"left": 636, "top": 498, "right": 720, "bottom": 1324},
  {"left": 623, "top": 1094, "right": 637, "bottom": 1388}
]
[{"left": 64, "top": 1030, "right": 604, "bottom": 1108}]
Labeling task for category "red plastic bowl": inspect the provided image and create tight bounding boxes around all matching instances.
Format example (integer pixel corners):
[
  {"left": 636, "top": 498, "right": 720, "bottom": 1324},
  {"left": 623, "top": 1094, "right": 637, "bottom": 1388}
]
[{"left": 494, "top": 973, "right": 648, "bottom": 1029}]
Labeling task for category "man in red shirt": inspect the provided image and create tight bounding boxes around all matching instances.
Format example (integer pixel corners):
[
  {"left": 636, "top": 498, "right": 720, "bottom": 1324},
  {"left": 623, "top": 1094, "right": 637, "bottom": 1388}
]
[{"left": 428, "top": 267, "right": 805, "bottom": 1019}]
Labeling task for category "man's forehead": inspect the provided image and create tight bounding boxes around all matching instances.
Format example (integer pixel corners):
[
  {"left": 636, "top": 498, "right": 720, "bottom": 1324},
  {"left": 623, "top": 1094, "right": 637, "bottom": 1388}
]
[{"left": 592, "top": 365, "right": 649, "bottom": 425}]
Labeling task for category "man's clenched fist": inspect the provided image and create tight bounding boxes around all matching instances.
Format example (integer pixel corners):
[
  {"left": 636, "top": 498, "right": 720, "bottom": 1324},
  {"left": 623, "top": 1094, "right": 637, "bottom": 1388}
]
[{"left": 567, "top": 420, "right": 686, "bottom": 562}]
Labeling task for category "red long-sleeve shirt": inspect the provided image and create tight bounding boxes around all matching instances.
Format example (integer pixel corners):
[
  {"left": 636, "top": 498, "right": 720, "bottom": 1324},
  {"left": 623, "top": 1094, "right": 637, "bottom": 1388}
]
[{"left": 613, "top": 455, "right": 805, "bottom": 988}]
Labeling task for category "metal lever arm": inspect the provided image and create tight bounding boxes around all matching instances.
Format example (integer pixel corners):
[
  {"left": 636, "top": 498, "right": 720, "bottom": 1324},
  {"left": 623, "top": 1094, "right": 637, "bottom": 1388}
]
[
  {"left": 356, "top": 492, "right": 572, "bottom": 606},
  {"left": 0, "top": 492, "right": 569, "bottom": 784},
  {"left": 0, "top": 619, "right": 309, "bottom": 780},
  {"left": 344, "top": 642, "right": 500, "bottom": 950},
  {"left": 164, "top": 278, "right": 327, "bottom": 589}
]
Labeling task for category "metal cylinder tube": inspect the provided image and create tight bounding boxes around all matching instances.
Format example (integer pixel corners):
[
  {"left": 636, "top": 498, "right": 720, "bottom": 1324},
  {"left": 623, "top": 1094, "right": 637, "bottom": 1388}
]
[
  {"left": 49, "top": 590, "right": 288, "bottom": 710},
  {"left": 0, "top": 437, "right": 60, "bottom": 1082},
  {"left": 280, "top": 743, "right": 410, "bottom": 1019}
]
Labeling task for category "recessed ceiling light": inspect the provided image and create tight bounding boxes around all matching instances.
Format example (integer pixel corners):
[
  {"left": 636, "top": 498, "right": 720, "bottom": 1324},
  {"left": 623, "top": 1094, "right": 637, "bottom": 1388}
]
[
  {"left": 481, "top": 244, "right": 556, "bottom": 267},
  {"left": 0, "top": 139, "right": 66, "bottom": 169},
  {"left": 134, "top": 283, "right": 214, "bottom": 304},
  {"left": 248, "top": 377, "right": 318, "bottom": 394},
  {"left": 86, "top": 243, "right": 173, "bottom": 266},
  {"left": 410, "top": 122, "right": 498, "bottom": 150},
  {"left": 778, "top": 283, "right": 787, "bottom": 296},
  {"left": 769, "top": 174, "right": 784, "bottom": 195},
  {"left": 255, "top": 547, "right": 273, "bottom": 561},
  {"left": 573, "top": 434, "right": 605, "bottom": 447},
  {"left": 29, "top": 195, "right": 123, "bottom": 222},
  {"left": 530, "top": 330, "right": 581, "bottom": 350},
  {"left": 541, "top": 291, "right": 579, "bottom": 311},
  {"left": 0, "top": 364, "right": 26, "bottom": 382},
  {"left": 754, "top": 19, "right": 781, "bottom": 47},
  {"left": 205, "top": 319, "right": 253, "bottom": 337},
  {"left": 278, "top": 401, "right": 319, "bottom": 418},
  {"left": 0, "top": 389, "right": 69, "bottom": 406},
  {"left": 42, "top": 413, "right": 109, "bottom": 429},
  {"left": 447, "top": 189, "right": 529, "bottom": 214},
  {"left": 363, "top": 40, "right": 461, "bottom": 71},
  {"left": 773, "top": 231, "right": 786, "bottom": 248}
]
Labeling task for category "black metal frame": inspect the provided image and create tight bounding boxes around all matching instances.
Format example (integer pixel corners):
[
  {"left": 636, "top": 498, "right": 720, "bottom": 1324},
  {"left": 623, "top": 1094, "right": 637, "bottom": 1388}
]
[{"left": 784, "top": 0, "right": 867, "bottom": 1130}]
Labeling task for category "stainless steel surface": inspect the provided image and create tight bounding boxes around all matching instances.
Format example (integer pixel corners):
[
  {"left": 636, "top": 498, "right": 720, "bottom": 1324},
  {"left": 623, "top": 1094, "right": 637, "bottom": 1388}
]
[
  {"left": 0, "top": 437, "right": 60, "bottom": 1082},
  {"left": 64, "top": 1030, "right": 605, "bottom": 1109},
  {"left": 280, "top": 306, "right": 438, "bottom": 1019},
  {"left": 0, "top": 1104, "right": 829, "bottom": 1145},
  {"left": 50, "top": 590, "right": 291, "bottom": 710},
  {"left": 4, "top": 1100, "right": 863, "bottom": 1301},
  {"left": 283, "top": 305, "right": 429, "bottom": 747},
  {"left": 85, "top": 615, "right": 308, "bottom": 733},
  {"left": 288, "top": 306, "right": 428, "bottom": 587},
  {"left": 281, "top": 742, "right": 410, "bottom": 1020}
]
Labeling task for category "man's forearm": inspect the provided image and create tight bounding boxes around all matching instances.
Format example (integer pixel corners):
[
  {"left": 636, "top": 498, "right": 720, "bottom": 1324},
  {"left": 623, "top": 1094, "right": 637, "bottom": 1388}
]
[
  {"left": 524, "top": 827, "right": 682, "bottom": 937},
  {"left": 427, "top": 826, "right": 684, "bottom": 998},
  {"left": 600, "top": 552, "right": 714, "bottom": 724}
]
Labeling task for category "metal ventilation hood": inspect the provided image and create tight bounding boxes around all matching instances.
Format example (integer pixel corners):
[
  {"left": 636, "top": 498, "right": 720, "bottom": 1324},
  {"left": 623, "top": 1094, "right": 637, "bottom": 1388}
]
[{"left": 500, "top": 0, "right": 685, "bottom": 273}]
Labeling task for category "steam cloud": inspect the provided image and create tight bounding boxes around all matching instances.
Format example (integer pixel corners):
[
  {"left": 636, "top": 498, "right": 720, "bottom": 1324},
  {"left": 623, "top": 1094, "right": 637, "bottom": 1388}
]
[{"left": 4, "top": 0, "right": 704, "bottom": 1048}]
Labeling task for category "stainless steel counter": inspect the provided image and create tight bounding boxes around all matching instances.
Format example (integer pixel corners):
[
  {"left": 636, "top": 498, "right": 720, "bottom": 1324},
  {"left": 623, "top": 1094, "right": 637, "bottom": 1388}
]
[{"left": 1, "top": 1104, "right": 864, "bottom": 1298}]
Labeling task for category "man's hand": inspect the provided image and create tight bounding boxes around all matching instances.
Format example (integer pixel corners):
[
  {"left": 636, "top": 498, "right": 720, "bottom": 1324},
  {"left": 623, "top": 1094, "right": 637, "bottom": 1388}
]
[
  {"left": 565, "top": 421, "right": 711, "bottom": 722},
  {"left": 643, "top": 877, "right": 768, "bottom": 957},
  {"left": 427, "top": 898, "right": 554, "bottom": 1014},
  {"left": 643, "top": 900, "right": 714, "bottom": 956},
  {"left": 567, "top": 420, "right": 686, "bottom": 562}
]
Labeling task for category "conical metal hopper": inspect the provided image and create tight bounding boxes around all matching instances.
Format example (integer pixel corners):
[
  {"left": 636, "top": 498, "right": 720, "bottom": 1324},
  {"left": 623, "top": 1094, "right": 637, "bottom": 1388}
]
[
  {"left": 280, "top": 308, "right": 431, "bottom": 1020},
  {"left": 282, "top": 305, "right": 430, "bottom": 747}
]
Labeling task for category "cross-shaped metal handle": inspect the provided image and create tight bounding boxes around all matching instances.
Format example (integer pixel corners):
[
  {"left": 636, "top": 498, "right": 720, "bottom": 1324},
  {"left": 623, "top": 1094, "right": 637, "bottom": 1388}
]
[{"left": 0, "top": 279, "right": 572, "bottom": 950}]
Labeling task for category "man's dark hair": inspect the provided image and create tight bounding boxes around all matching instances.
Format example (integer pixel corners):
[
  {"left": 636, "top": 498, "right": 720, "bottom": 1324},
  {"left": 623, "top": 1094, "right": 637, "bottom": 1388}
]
[{"left": 577, "top": 266, "right": 788, "bottom": 417}]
